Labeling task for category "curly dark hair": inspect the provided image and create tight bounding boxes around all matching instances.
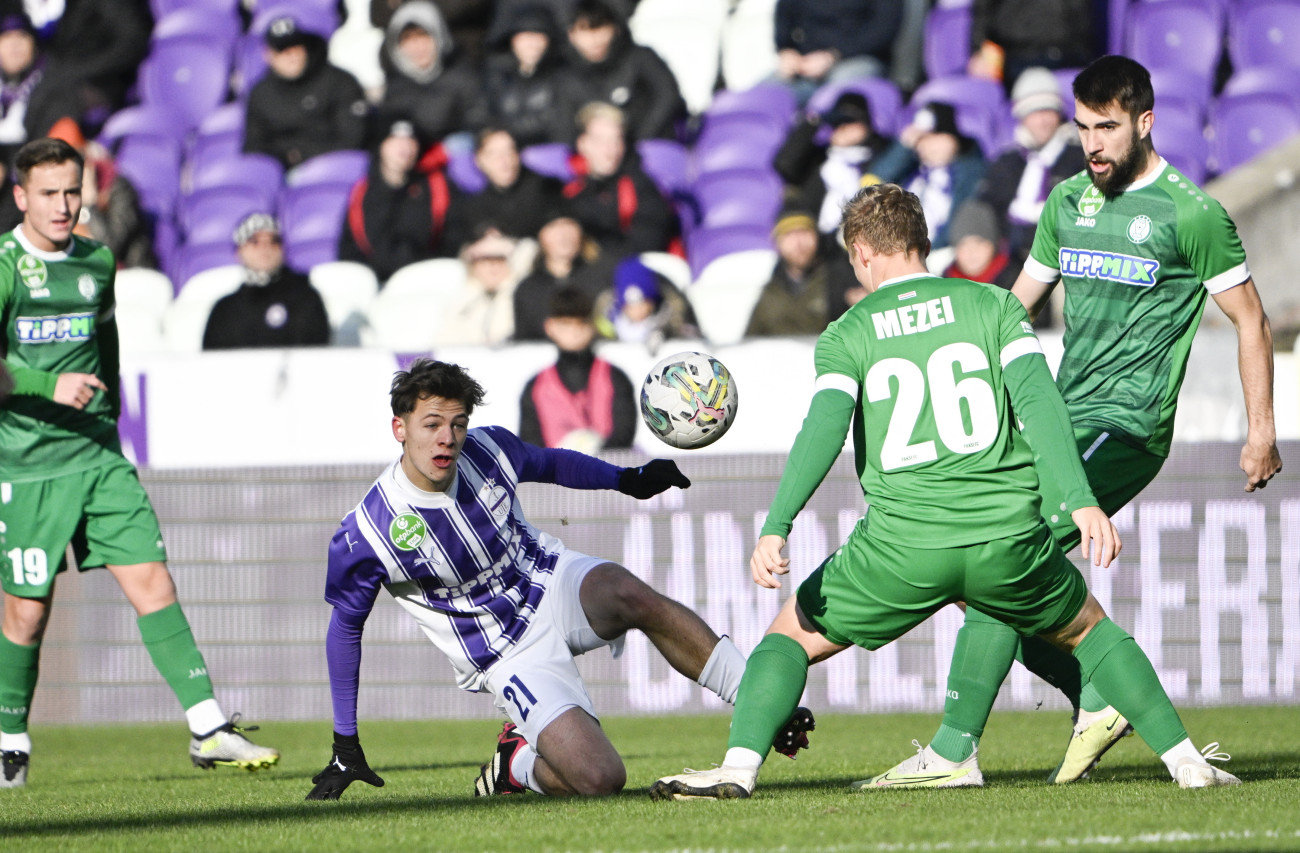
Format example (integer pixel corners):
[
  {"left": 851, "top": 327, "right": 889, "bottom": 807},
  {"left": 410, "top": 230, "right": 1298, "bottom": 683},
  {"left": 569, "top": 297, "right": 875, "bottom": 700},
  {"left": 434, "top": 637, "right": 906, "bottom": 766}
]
[{"left": 390, "top": 359, "right": 487, "bottom": 417}]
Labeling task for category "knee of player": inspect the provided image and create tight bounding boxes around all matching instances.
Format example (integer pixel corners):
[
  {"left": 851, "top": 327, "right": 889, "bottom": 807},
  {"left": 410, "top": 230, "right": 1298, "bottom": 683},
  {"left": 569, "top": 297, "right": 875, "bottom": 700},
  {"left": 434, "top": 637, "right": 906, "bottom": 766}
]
[
  {"left": 602, "top": 569, "right": 664, "bottom": 621},
  {"left": 571, "top": 756, "right": 626, "bottom": 796}
]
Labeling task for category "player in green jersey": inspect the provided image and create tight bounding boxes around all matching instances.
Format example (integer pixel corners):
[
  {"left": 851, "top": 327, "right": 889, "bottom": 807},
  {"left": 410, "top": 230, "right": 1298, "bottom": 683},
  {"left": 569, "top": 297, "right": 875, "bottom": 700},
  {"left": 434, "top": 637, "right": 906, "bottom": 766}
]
[
  {"left": 650, "top": 184, "right": 1237, "bottom": 801},
  {"left": 0, "top": 138, "right": 279, "bottom": 788},
  {"left": 870, "top": 55, "right": 1282, "bottom": 789}
]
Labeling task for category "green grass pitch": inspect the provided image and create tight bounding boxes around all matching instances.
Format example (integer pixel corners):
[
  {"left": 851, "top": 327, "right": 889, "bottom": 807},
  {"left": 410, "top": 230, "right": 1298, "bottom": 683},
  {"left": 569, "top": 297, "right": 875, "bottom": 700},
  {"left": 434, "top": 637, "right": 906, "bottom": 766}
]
[{"left": 3, "top": 707, "right": 1297, "bottom": 852}]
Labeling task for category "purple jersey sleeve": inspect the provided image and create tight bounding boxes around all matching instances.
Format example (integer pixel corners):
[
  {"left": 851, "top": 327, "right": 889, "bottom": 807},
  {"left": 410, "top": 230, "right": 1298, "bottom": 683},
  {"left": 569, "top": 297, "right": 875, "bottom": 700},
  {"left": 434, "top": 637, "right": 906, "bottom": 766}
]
[
  {"left": 479, "top": 425, "right": 623, "bottom": 490},
  {"left": 326, "top": 607, "right": 366, "bottom": 736},
  {"left": 324, "top": 514, "right": 386, "bottom": 614}
]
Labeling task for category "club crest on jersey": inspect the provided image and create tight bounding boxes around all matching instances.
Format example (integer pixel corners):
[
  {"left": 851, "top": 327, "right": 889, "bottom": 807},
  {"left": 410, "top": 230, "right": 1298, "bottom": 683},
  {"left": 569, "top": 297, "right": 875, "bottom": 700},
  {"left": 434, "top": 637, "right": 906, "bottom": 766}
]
[
  {"left": 389, "top": 512, "right": 428, "bottom": 550},
  {"left": 17, "top": 254, "right": 48, "bottom": 295},
  {"left": 480, "top": 480, "right": 511, "bottom": 519},
  {"left": 1059, "top": 248, "right": 1159, "bottom": 287},
  {"left": 1077, "top": 185, "right": 1106, "bottom": 217},
  {"left": 15, "top": 312, "right": 95, "bottom": 343},
  {"left": 77, "top": 274, "right": 97, "bottom": 300},
  {"left": 1127, "top": 215, "right": 1152, "bottom": 244}
]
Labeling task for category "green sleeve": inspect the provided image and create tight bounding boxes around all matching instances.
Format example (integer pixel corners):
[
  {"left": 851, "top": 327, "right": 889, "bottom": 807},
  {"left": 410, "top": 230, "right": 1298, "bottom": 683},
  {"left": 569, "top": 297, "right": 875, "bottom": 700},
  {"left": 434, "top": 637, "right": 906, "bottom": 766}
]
[
  {"left": 1028, "top": 181, "right": 1064, "bottom": 271},
  {"left": 760, "top": 388, "right": 856, "bottom": 538},
  {"left": 5, "top": 363, "right": 58, "bottom": 399},
  {"left": 1003, "top": 352, "right": 1096, "bottom": 514},
  {"left": 98, "top": 316, "right": 121, "bottom": 419},
  {"left": 1175, "top": 194, "right": 1248, "bottom": 286}
]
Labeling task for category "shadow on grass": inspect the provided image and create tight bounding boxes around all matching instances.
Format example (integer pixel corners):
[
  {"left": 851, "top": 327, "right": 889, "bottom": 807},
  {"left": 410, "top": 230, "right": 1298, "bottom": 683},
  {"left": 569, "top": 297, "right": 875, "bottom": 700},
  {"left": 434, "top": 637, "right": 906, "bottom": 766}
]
[{"left": 140, "top": 761, "right": 485, "bottom": 784}]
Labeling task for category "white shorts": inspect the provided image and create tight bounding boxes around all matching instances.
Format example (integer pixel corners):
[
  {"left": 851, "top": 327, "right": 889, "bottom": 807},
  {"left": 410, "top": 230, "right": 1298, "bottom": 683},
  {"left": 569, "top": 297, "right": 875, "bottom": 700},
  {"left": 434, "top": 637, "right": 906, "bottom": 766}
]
[{"left": 481, "top": 549, "right": 626, "bottom": 745}]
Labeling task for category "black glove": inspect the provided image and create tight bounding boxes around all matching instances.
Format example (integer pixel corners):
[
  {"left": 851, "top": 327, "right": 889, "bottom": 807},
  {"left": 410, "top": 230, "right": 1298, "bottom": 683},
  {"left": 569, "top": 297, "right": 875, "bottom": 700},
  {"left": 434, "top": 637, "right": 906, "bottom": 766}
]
[
  {"left": 305, "top": 733, "right": 385, "bottom": 800},
  {"left": 617, "top": 459, "right": 691, "bottom": 499}
]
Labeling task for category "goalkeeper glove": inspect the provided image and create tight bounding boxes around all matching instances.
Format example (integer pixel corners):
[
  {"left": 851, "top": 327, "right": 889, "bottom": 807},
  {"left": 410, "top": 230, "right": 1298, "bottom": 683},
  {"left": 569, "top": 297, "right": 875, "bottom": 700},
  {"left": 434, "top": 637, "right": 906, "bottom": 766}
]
[
  {"left": 617, "top": 459, "right": 691, "bottom": 499},
  {"left": 306, "top": 732, "right": 385, "bottom": 800}
]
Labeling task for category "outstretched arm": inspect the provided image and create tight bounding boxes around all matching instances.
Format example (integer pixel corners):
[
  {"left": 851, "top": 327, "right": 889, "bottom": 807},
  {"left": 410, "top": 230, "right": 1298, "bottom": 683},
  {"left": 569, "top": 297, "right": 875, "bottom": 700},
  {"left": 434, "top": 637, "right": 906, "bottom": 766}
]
[
  {"left": 1010, "top": 268, "right": 1056, "bottom": 323},
  {"left": 1212, "top": 278, "right": 1282, "bottom": 491}
]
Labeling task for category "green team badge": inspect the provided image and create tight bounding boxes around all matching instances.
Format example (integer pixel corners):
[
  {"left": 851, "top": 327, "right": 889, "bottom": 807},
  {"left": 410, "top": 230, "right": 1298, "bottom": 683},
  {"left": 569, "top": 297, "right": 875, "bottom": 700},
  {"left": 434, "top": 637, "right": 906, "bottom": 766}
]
[
  {"left": 17, "top": 254, "right": 47, "bottom": 289},
  {"left": 1127, "top": 215, "right": 1152, "bottom": 244},
  {"left": 389, "top": 512, "right": 428, "bottom": 550},
  {"left": 1077, "top": 185, "right": 1106, "bottom": 217},
  {"left": 77, "top": 274, "right": 97, "bottom": 300}
]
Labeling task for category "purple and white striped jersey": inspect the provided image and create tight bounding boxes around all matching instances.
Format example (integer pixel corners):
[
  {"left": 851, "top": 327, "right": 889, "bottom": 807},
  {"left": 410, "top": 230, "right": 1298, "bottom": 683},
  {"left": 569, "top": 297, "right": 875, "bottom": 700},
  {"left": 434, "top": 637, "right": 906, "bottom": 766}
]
[{"left": 325, "top": 425, "right": 622, "bottom": 691}]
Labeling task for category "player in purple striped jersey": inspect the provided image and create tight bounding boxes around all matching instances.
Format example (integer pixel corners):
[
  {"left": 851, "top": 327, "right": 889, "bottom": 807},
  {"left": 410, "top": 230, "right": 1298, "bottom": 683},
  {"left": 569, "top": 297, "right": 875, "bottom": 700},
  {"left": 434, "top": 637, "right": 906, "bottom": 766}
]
[{"left": 307, "top": 359, "right": 807, "bottom": 800}]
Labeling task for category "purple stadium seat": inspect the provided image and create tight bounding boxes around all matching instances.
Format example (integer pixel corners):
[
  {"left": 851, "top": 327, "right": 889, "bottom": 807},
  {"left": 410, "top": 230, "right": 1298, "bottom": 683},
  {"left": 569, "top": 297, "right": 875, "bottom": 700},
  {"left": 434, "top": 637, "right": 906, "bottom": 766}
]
[
  {"left": 705, "top": 85, "right": 798, "bottom": 129},
  {"left": 285, "top": 238, "right": 339, "bottom": 272},
  {"left": 178, "top": 189, "right": 275, "bottom": 245},
  {"left": 1208, "top": 90, "right": 1300, "bottom": 174},
  {"left": 151, "top": 7, "right": 240, "bottom": 48},
  {"left": 806, "top": 77, "right": 906, "bottom": 137},
  {"left": 693, "top": 168, "right": 784, "bottom": 229},
  {"left": 171, "top": 242, "right": 240, "bottom": 290},
  {"left": 98, "top": 106, "right": 185, "bottom": 148},
  {"left": 115, "top": 135, "right": 183, "bottom": 219},
  {"left": 152, "top": 217, "right": 181, "bottom": 284},
  {"left": 139, "top": 40, "right": 232, "bottom": 132},
  {"left": 232, "top": 32, "right": 268, "bottom": 96},
  {"left": 686, "top": 224, "right": 774, "bottom": 277},
  {"left": 1150, "top": 67, "right": 1211, "bottom": 125},
  {"left": 1124, "top": 0, "right": 1224, "bottom": 85},
  {"left": 1052, "top": 68, "right": 1081, "bottom": 120},
  {"left": 1220, "top": 66, "right": 1300, "bottom": 114},
  {"left": 924, "top": 5, "right": 972, "bottom": 82},
  {"left": 187, "top": 133, "right": 243, "bottom": 177},
  {"left": 637, "top": 139, "right": 690, "bottom": 199},
  {"left": 520, "top": 143, "right": 575, "bottom": 181},
  {"left": 152, "top": 0, "right": 239, "bottom": 17},
  {"left": 1150, "top": 108, "right": 1208, "bottom": 182},
  {"left": 286, "top": 150, "right": 369, "bottom": 188},
  {"left": 187, "top": 153, "right": 284, "bottom": 201},
  {"left": 908, "top": 76, "right": 1010, "bottom": 157},
  {"left": 692, "top": 115, "right": 786, "bottom": 175},
  {"left": 447, "top": 149, "right": 488, "bottom": 193},
  {"left": 279, "top": 183, "right": 351, "bottom": 245},
  {"left": 1229, "top": 0, "right": 1300, "bottom": 71}
]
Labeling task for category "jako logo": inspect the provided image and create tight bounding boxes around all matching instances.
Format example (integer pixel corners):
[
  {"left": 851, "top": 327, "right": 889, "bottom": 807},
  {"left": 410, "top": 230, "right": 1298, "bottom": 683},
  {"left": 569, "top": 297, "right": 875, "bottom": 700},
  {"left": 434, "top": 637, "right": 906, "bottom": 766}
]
[
  {"left": 16, "top": 313, "right": 95, "bottom": 343},
  {"left": 1058, "top": 248, "right": 1159, "bottom": 287}
]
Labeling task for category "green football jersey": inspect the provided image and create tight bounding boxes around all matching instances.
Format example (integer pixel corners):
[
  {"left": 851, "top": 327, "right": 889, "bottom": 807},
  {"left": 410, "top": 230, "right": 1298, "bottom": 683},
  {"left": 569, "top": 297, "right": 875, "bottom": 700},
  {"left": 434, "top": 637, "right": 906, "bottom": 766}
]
[
  {"left": 0, "top": 227, "right": 122, "bottom": 482},
  {"left": 813, "top": 273, "right": 1093, "bottom": 548},
  {"left": 1026, "top": 159, "right": 1249, "bottom": 456}
]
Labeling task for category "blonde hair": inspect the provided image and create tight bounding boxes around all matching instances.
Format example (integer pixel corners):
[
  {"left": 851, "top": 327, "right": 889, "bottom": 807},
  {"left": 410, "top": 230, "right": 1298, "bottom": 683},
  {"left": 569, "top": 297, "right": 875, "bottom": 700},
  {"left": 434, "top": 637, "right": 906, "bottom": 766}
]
[{"left": 840, "top": 183, "right": 930, "bottom": 259}]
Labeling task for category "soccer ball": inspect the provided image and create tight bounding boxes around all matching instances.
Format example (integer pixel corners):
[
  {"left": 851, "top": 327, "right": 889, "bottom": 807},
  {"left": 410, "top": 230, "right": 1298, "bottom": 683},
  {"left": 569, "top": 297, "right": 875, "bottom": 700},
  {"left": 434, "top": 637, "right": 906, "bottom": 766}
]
[{"left": 640, "top": 351, "right": 738, "bottom": 449}]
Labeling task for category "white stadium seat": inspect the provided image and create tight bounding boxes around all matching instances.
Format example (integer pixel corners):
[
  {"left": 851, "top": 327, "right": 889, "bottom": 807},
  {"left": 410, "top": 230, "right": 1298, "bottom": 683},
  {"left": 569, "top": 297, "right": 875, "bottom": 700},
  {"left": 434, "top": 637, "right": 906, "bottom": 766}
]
[
  {"left": 309, "top": 261, "right": 380, "bottom": 346},
  {"left": 361, "top": 258, "right": 466, "bottom": 352},
  {"left": 721, "top": 0, "right": 778, "bottom": 91},
  {"left": 163, "top": 264, "right": 242, "bottom": 352},
  {"left": 114, "top": 268, "right": 175, "bottom": 354},
  {"left": 629, "top": 0, "right": 727, "bottom": 115},
  {"left": 686, "top": 248, "right": 777, "bottom": 346}
]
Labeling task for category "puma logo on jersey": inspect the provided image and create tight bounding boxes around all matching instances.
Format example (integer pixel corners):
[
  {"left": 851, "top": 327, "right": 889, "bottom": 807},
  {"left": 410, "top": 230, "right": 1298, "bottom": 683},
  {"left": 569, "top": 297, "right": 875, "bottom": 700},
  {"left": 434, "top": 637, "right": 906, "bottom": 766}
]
[
  {"left": 15, "top": 313, "right": 95, "bottom": 343},
  {"left": 871, "top": 296, "right": 956, "bottom": 340},
  {"left": 1059, "top": 248, "right": 1159, "bottom": 287}
]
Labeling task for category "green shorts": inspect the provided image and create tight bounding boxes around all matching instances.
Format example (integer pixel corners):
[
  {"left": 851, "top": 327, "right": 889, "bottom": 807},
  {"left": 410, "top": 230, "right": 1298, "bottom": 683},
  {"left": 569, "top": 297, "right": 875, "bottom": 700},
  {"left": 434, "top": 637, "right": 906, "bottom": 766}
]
[
  {"left": 1039, "top": 426, "right": 1166, "bottom": 551},
  {"left": 0, "top": 458, "right": 167, "bottom": 598},
  {"left": 796, "top": 519, "right": 1089, "bottom": 650}
]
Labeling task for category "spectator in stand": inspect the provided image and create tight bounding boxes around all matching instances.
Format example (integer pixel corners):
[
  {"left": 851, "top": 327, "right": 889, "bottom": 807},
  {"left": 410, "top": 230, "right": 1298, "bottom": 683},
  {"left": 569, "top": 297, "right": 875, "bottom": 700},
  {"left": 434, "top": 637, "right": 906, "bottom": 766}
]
[
  {"left": 0, "top": 11, "right": 76, "bottom": 168},
  {"left": 593, "top": 255, "right": 696, "bottom": 349},
  {"left": 967, "top": 0, "right": 1096, "bottom": 87},
  {"left": 869, "top": 102, "right": 987, "bottom": 250},
  {"left": 744, "top": 209, "right": 857, "bottom": 338},
  {"left": 942, "top": 199, "right": 1018, "bottom": 293},
  {"left": 519, "top": 285, "right": 637, "bottom": 452},
  {"left": 339, "top": 118, "right": 462, "bottom": 283},
  {"left": 977, "top": 67, "right": 1083, "bottom": 267},
  {"left": 558, "top": 0, "right": 684, "bottom": 142},
  {"left": 772, "top": 0, "right": 903, "bottom": 105},
  {"left": 513, "top": 212, "right": 608, "bottom": 342},
  {"left": 43, "top": 118, "right": 156, "bottom": 269},
  {"left": 460, "top": 126, "right": 565, "bottom": 242},
  {"left": 243, "top": 16, "right": 369, "bottom": 169},
  {"left": 202, "top": 213, "right": 331, "bottom": 350},
  {"left": 36, "top": 0, "right": 151, "bottom": 130},
  {"left": 562, "top": 102, "right": 678, "bottom": 261},
  {"left": 379, "top": 2, "right": 479, "bottom": 148},
  {"left": 371, "top": 0, "right": 494, "bottom": 68},
  {"left": 436, "top": 230, "right": 524, "bottom": 346},
  {"left": 478, "top": 3, "right": 573, "bottom": 148},
  {"left": 774, "top": 92, "right": 892, "bottom": 236}
]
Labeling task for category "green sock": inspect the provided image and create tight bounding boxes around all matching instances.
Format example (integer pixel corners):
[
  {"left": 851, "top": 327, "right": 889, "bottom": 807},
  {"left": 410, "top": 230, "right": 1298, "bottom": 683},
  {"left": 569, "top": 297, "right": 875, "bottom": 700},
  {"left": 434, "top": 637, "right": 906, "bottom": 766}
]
[
  {"left": 138, "top": 602, "right": 215, "bottom": 710},
  {"left": 0, "top": 635, "right": 40, "bottom": 734},
  {"left": 1078, "top": 681, "right": 1108, "bottom": 713},
  {"left": 931, "top": 608, "right": 1018, "bottom": 761},
  {"left": 1016, "top": 635, "right": 1084, "bottom": 710},
  {"left": 1073, "top": 618, "right": 1187, "bottom": 754},
  {"left": 726, "top": 634, "right": 809, "bottom": 757}
]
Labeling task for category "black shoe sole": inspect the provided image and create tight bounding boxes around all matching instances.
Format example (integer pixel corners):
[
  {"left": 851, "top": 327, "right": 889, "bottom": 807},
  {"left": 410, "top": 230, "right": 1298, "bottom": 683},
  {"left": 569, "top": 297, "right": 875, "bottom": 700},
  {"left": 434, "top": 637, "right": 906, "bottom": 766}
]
[{"left": 649, "top": 779, "right": 751, "bottom": 801}]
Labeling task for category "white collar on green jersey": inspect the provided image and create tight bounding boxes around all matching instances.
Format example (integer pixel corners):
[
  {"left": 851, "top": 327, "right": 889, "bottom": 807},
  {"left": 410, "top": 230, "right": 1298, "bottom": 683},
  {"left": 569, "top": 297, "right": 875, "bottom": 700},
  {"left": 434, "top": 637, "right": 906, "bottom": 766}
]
[
  {"left": 13, "top": 224, "right": 73, "bottom": 261},
  {"left": 1119, "top": 157, "right": 1170, "bottom": 193},
  {"left": 877, "top": 271, "right": 932, "bottom": 290}
]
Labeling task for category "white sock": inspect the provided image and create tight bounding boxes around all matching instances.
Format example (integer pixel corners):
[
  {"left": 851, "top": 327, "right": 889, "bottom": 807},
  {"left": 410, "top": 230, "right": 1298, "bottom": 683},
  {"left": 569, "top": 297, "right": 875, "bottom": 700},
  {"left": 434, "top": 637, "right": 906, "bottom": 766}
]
[
  {"left": 185, "top": 698, "right": 227, "bottom": 736},
  {"left": 1160, "top": 738, "right": 1202, "bottom": 778},
  {"left": 697, "top": 636, "right": 747, "bottom": 703},
  {"left": 511, "top": 743, "right": 545, "bottom": 794},
  {"left": 723, "top": 746, "right": 763, "bottom": 772},
  {"left": 0, "top": 731, "right": 32, "bottom": 754},
  {"left": 1076, "top": 705, "right": 1118, "bottom": 731}
]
